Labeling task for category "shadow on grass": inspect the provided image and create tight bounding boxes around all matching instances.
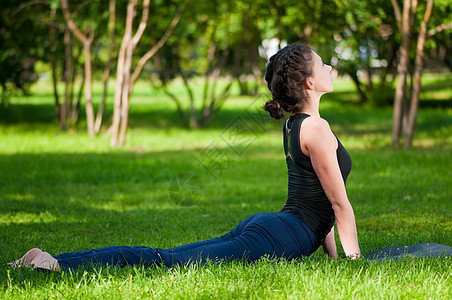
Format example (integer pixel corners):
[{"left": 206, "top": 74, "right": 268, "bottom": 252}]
[
  {"left": 419, "top": 99, "right": 452, "bottom": 109},
  {"left": 1, "top": 144, "right": 451, "bottom": 289}
]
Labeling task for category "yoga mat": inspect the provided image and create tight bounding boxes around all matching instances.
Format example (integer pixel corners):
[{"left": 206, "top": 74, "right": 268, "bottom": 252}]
[{"left": 364, "top": 243, "right": 452, "bottom": 262}]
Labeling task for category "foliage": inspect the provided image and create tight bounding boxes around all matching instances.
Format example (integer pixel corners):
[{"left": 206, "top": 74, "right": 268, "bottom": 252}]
[
  {"left": 368, "top": 81, "right": 396, "bottom": 107},
  {"left": 0, "top": 0, "right": 451, "bottom": 144},
  {"left": 0, "top": 0, "right": 47, "bottom": 104}
]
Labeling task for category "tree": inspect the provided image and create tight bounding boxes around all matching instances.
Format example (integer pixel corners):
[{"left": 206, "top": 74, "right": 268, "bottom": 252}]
[
  {"left": 391, "top": 0, "right": 452, "bottom": 147},
  {"left": 152, "top": 0, "right": 271, "bottom": 129},
  {"left": 316, "top": 0, "right": 400, "bottom": 105},
  {"left": 61, "top": 0, "right": 96, "bottom": 136},
  {"left": 109, "top": 0, "right": 185, "bottom": 146},
  {"left": 94, "top": 0, "right": 116, "bottom": 134},
  {"left": 0, "top": 1, "right": 45, "bottom": 106}
]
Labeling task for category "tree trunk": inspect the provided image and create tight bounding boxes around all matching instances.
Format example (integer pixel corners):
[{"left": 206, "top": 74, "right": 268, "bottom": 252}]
[
  {"left": 51, "top": 57, "right": 60, "bottom": 117},
  {"left": 130, "top": 0, "right": 185, "bottom": 86},
  {"left": 94, "top": 0, "right": 115, "bottom": 134},
  {"left": 61, "top": 27, "right": 73, "bottom": 130},
  {"left": 110, "top": 0, "right": 135, "bottom": 146},
  {"left": 110, "top": 0, "right": 184, "bottom": 146},
  {"left": 153, "top": 54, "right": 187, "bottom": 127},
  {"left": 1, "top": 84, "right": 6, "bottom": 108},
  {"left": 70, "top": 74, "right": 85, "bottom": 124},
  {"left": 49, "top": 8, "right": 60, "bottom": 117},
  {"left": 83, "top": 37, "right": 95, "bottom": 137},
  {"left": 404, "top": 0, "right": 434, "bottom": 148},
  {"left": 250, "top": 45, "right": 263, "bottom": 96},
  {"left": 200, "top": 48, "right": 232, "bottom": 126},
  {"left": 348, "top": 70, "right": 368, "bottom": 104},
  {"left": 391, "top": 0, "right": 414, "bottom": 146},
  {"left": 380, "top": 43, "right": 397, "bottom": 84},
  {"left": 118, "top": 22, "right": 135, "bottom": 146},
  {"left": 179, "top": 62, "right": 198, "bottom": 129},
  {"left": 61, "top": 0, "right": 95, "bottom": 137},
  {"left": 201, "top": 41, "right": 216, "bottom": 115}
]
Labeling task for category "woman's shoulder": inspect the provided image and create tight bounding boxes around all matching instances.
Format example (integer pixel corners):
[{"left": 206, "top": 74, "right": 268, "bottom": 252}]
[
  {"left": 302, "top": 116, "right": 332, "bottom": 133},
  {"left": 300, "top": 116, "right": 337, "bottom": 152}
]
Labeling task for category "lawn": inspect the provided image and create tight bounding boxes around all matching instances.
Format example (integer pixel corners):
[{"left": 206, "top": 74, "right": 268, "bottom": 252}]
[{"left": 0, "top": 75, "right": 451, "bottom": 299}]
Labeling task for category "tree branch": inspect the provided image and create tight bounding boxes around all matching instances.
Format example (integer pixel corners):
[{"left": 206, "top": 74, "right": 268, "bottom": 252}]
[
  {"left": 13, "top": 0, "right": 49, "bottom": 15},
  {"left": 61, "top": 0, "right": 88, "bottom": 44},
  {"left": 73, "top": 0, "right": 91, "bottom": 17},
  {"left": 130, "top": 1, "right": 187, "bottom": 85},
  {"left": 390, "top": 0, "right": 403, "bottom": 32},
  {"left": 428, "top": 22, "right": 452, "bottom": 38},
  {"left": 131, "top": 0, "right": 150, "bottom": 48}
]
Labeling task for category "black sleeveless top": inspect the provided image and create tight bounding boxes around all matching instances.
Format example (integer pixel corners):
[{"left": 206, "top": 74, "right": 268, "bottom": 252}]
[{"left": 280, "top": 113, "right": 352, "bottom": 242}]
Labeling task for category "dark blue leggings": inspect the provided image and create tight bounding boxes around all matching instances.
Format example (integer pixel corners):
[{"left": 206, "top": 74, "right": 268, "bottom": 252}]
[{"left": 55, "top": 212, "right": 319, "bottom": 270}]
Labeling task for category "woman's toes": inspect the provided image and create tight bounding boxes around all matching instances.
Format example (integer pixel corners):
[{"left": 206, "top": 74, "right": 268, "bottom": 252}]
[{"left": 8, "top": 248, "right": 43, "bottom": 268}]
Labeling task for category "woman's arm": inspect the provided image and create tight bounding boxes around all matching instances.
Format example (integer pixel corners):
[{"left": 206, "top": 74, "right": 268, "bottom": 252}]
[
  {"left": 322, "top": 226, "right": 338, "bottom": 258},
  {"left": 300, "top": 117, "right": 361, "bottom": 259}
]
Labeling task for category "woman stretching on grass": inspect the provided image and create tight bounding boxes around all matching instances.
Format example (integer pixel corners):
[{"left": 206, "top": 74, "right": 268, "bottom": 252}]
[{"left": 10, "top": 43, "right": 361, "bottom": 271}]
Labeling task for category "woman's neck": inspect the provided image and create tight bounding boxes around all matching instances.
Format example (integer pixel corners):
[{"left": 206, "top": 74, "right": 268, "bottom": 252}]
[{"left": 293, "top": 95, "right": 321, "bottom": 117}]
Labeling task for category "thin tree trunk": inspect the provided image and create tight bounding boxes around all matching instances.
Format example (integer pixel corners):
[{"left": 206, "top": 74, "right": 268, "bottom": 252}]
[
  {"left": 83, "top": 36, "right": 95, "bottom": 137},
  {"left": 70, "top": 74, "right": 85, "bottom": 124},
  {"left": 61, "top": 27, "right": 73, "bottom": 130},
  {"left": 208, "top": 48, "right": 230, "bottom": 106},
  {"left": 110, "top": 0, "right": 135, "bottom": 146},
  {"left": 404, "top": 0, "right": 434, "bottom": 148},
  {"left": 1, "top": 84, "right": 6, "bottom": 108},
  {"left": 61, "top": 0, "right": 95, "bottom": 137},
  {"left": 153, "top": 54, "right": 187, "bottom": 127},
  {"left": 162, "top": 87, "right": 188, "bottom": 126},
  {"left": 200, "top": 48, "right": 232, "bottom": 126},
  {"left": 202, "top": 81, "right": 233, "bottom": 126},
  {"left": 380, "top": 43, "right": 397, "bottom": 84},
  {"left": 348, "top": 70, "right": 367, "bottom": 104},
  {"left": 118, "top": 25, "right": 135, "bottom": 146},
  {"left": 251, "top": 45, "right": 263, "bottom": 95},
  {"left": 51, "top": 58, "right": 60, "bottom": 117},
  {"left": 201, "top": 41, "right": 216, "bottom": 117},
  {"left": 130, "top": 0, "right": 186, "bottom": 87},
  {"left": 364, "top": 45, "right": 373, "bottom": 90},
  {"left": 179, "top": 63, "right": 198, "bottom": 129},
  {"left": 391, "top": 0, "right": 413, "bottom": 146},
  {"left": 118, "top": 0, "right": 150, "bottom": 146},
  {"left": 111, "top": 0, "right": 185, "bottom": 145},
  {"left": 94, "top": 0, "right": 115, "bottom": 134},
  {"left": 49, "top": 8, "right": 60, "bottom": 117}
]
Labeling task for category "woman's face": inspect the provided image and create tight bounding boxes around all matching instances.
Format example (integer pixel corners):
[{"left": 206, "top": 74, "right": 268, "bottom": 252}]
[{"left": 309, "top": 51, "right": 334, "bottom": 94}]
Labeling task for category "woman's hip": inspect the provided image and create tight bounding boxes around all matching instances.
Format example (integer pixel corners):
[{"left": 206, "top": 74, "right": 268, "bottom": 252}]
[{"left": 240, "top": 212, "right": 319, "bottom": 257}]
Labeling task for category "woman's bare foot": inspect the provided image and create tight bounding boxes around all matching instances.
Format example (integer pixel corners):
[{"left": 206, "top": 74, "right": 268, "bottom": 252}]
[
  {"left": 30, "top": 251, "right": 61, "bottom": 271},
  {"left": 8, "top": 248, "right": 43, "bottom": 268},
  {"left": 8, "top": 248, "right": 61, "bottom": 271}
]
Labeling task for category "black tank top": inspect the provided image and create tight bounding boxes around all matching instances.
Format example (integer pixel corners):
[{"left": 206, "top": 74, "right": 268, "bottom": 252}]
[{"left": 280, "top": 113, "right": 352, "bottom": 242}]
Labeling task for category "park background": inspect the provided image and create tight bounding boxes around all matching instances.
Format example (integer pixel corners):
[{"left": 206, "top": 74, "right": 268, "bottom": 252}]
[{"left": 1, "top": 0, "right": 451, "bottom": 298}]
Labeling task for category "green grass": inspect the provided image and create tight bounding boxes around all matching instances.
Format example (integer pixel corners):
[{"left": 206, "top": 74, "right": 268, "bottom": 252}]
[{"left": 0, "top": 74, "right": 451, "bottom": 299}]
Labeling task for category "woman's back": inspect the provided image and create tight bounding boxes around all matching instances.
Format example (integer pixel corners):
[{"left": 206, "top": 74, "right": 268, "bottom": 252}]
[{"left": 280, "top": 113, "right": 352, "bottom": 243}]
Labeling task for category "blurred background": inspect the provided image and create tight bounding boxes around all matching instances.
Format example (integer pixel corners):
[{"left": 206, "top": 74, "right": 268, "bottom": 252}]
[{"left": 0, "top": 0, "right": 451, "bottom": 148}]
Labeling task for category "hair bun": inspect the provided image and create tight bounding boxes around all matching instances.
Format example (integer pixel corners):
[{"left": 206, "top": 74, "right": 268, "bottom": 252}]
[{"left": 262, "top": 99, "right": 284, "bottom": 120}]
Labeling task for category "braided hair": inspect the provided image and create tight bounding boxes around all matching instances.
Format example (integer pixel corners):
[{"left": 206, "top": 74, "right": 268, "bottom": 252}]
[{"left": 263, "top": 43, "right": 314, "bottom": 119}]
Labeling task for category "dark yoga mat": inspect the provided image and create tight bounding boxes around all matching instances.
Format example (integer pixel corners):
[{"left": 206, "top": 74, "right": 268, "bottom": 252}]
[{"left": 364, "top": 243, "right": 452, "bottom": 262}]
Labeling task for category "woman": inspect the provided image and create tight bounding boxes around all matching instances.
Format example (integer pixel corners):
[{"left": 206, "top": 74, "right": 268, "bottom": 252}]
[{"left": 9, "top": 43, "right": 360, "bottom": 272}]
